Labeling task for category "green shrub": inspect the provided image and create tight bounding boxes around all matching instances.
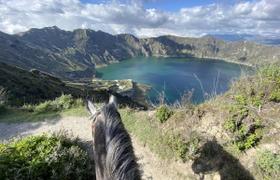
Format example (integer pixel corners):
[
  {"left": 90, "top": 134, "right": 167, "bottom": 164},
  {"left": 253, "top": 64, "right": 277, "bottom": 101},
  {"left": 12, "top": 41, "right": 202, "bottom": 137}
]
[
  {"left": 261, "top": 66, "right": 280, "bottom": 83},
  {"left": 243, "top": 133, "right": 259, "bottom": 149},
  {"left": 224, "top": 118, "right": 236, "bottom": 132},
  {"left": 53, "top": 94, "right": 75, "bottom": 109},
  {"left": 269, "top": 89, "right": 280, "bottom": 102},
  {"left": 223, "top": 67, "right": 279, "bottom": 151},
  {"left": 0, "top": 133, "right": 94, "bottom": 179},
  {"left": 256, "top": 150, "right": 280, "bottom": 179},
  {"left": 34, "top": 100, "right": 54, "bottom": 113},
  {"left": 156, "top": 105, "right": 173, "bottom": 123},
  {"left": 166, "top": 133, "right": 200, "bottom": 161},
  {"left": 166, "top": 134, "right": 188, "bottom": 161},
  {"left": 28, "top": 94, "right": 83, "bottom": 114},
  {"left": 225, "top": 108, "right": 263, "bottom": 151},
  {"left": 261, "top": 66, "right": 280, "bottom": 102},
  {"left": 235, "top": 133, "right": 261, "bottom": 151}
]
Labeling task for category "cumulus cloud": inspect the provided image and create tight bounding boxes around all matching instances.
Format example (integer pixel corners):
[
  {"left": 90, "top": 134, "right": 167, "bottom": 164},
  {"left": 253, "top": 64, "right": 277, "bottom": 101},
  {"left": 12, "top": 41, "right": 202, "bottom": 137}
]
[{"left": 0, "top": 0, "right": 279, "bottom": 37}]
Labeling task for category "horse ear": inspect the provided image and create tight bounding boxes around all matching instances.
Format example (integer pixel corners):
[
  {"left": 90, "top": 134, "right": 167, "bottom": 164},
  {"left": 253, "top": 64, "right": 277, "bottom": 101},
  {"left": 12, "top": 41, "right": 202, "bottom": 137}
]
[
  {"left": 109, "top": 95, "right": 117, "bottom": 108},
  {"left": 87, "top": 100, "right": 97, "bottom": 115}
]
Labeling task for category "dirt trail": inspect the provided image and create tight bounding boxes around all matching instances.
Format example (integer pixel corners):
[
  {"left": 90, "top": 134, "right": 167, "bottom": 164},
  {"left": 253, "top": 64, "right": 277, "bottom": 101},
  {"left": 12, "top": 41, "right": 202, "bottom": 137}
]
[{"left": 0, "top": 117, "right": 198, "bottom": 180}]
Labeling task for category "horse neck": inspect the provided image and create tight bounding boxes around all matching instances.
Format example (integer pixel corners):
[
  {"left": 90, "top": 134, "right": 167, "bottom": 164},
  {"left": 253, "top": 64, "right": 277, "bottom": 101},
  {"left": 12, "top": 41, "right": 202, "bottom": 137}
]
[{"left": 93, "top": 105, "right": 141, "bottom": 180}]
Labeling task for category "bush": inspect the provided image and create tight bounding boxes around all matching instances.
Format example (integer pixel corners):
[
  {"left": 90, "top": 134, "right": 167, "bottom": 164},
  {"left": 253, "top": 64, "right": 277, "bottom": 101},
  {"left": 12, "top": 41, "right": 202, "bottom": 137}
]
[
  {"left": 224, "top": 118, "right": 236, "bottom": 132},
  {"left": 235, "top": 133, "right": 261, "bottom": 151},
  {"left": 166, "top": 134, "right": 188, "bottom": 161},
  {"left": 256, "top": 150, "right": 280, "bottom": 179},
  {"left": 0, "top": 133, "right": 94, "bottom": 179},
  {"left": 166, "top": 133, "right": 200, "bottom": 161},
  {"left": 269, "top": 89, "right": 280, "bottom": 102},
  {"left": 26, "top": 94, "right": 83, "bottom": 114},
  {"left": 156, "top": 105, "right": 173, "bottom": 123},
  {"left": 34, "top": 100, "right": 55, "bottom": 113},
  {"left": 222, "top": 66, "right": 280, "bottom": 151},
  {"left": 53, "top": 94, "right": 75, "bottom": 109},
  {"left": 225, "top": 97, "right": 263, "bottom": 151}
]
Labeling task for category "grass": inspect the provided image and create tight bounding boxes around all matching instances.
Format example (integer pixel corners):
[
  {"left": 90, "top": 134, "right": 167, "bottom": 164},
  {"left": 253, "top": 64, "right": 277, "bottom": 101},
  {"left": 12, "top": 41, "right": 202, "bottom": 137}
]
[
  {"left": 120, "top": 108, "right": 200, "bottom": 161},
  {"left": 120, "top": 109, "right": 174, "bottom": 159},
  {"left": 256, "top": 150, "right": 280, "bottom": 180}
]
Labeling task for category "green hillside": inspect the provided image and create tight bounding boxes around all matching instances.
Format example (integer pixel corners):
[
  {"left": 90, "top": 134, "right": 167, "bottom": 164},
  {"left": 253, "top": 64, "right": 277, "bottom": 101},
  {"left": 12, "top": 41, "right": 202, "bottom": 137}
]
[{"left": 0, "top": 62, "right": 146, "bottom": 109}]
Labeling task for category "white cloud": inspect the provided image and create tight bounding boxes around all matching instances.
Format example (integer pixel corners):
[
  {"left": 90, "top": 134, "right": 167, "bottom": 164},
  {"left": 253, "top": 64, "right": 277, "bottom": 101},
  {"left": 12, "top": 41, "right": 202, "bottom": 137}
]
[{"left": 0, "top": 0, "right": 279, "bottom": 37}]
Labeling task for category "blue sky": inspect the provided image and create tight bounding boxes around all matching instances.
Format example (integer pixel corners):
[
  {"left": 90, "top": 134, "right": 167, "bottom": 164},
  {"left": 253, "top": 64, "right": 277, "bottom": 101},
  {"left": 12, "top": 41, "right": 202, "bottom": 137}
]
[
  {"left": 0, "top": 0, "right": 279, "bottom": 37},
  {"left": 80, "top": 0, "right": 247, "bottom": 11},
  {"left": 81, "top": 0, "right": 216, "bottom": 11}
]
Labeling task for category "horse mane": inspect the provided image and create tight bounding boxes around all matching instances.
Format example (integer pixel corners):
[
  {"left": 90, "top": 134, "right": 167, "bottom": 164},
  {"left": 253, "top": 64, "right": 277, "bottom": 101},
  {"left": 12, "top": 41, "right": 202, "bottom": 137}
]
[{"left": 93, "top": 103, "right": 141, "bottom": 180}]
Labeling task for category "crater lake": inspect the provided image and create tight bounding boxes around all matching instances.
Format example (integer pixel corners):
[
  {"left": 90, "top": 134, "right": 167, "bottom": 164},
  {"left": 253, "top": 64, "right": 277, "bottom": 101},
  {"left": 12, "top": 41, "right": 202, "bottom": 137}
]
[{"left": 96, "top": 57, "right": 251, "bottom": 104}]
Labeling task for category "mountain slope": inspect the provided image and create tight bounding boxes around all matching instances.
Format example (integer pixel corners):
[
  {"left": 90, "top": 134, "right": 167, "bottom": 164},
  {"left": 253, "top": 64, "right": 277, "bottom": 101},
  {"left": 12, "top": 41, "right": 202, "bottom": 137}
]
[
  {"left": 0, "top": 62, "right": 147, "bottom": 109},
  {"left": 142, "top": 35, "right": 280, "bottom": 65},
  {"left": 0, "top": 62, "right": 83, "bottom": 105},
  {"left": 0, "top": 27, "right": 280, "bottom": 79}
]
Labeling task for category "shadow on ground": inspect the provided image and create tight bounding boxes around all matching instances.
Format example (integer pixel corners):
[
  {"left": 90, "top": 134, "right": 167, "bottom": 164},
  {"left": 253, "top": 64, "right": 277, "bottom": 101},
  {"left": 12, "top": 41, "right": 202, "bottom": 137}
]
[{"left": 192, "top": 139, "right": 255, "bottom": 180}]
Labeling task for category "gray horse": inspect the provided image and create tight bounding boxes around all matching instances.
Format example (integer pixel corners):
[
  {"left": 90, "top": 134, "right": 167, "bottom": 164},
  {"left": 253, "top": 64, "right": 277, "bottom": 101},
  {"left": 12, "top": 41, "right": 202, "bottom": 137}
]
[{"left": 87, "top": 95, "right": 141, "bottom": 180}]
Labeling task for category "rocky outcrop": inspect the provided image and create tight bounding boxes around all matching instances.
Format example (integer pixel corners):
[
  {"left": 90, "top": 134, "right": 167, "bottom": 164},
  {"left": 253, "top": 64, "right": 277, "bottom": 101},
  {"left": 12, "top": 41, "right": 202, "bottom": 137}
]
[{"left": 91, "top": 79, "right": 150, "bottom": 106}]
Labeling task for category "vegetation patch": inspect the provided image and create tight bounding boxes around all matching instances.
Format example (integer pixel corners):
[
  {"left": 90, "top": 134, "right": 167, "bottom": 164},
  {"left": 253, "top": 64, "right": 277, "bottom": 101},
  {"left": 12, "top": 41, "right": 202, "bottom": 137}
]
[
  {"left": 256, "top": 150, "right": 280, "bottom": 179},
  {"left": 121, "top": 109, "right": 174, "bottom": 159},
  {"left": 0, "top": 95, "right": 88, "bottom": 123},
  {"left": 0, "top": 133, "right": 94, "bottom": 180},
  {"left": 23, "top": 94, "right": 84, "bottom": 114},
  {"left": 269, "top": 89, "right": 280, "bottom": 102},
  {"left": 165, "top": 133, "right": 200, "bottom": 162},
  {"left": 0, "top": 94, "right": 85, "bottom": 122},
  {"left": 121, "top": 109, "right": 200, "bottom": 161},
  {"left": 224, "top": 66, "right": 280, "bottom": 151},
  {"left": 155, "top": 105, "right": 174, "bottom": 123}
]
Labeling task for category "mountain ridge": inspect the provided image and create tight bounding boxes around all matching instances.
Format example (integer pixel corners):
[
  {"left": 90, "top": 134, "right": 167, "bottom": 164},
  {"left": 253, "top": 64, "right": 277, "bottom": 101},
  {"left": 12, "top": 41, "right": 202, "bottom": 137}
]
[{"left": 1, "top": 27, "right": 280, "bottom": 79}]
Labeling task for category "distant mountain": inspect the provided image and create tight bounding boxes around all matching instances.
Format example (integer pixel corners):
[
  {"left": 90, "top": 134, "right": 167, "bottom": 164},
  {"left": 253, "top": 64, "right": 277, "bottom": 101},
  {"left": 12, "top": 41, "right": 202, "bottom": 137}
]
[
  {"left": 0, "top": 27, "right": 280, "bottom": 79},
  {"left": 208, "top": 34, "right": 280, "bottom": 45}
]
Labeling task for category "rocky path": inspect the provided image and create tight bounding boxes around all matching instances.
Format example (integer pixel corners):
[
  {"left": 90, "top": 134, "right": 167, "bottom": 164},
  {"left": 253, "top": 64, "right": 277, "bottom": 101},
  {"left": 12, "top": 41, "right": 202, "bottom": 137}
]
[{"left": 0, "top": 117, "right": 197, "bottom": 180}]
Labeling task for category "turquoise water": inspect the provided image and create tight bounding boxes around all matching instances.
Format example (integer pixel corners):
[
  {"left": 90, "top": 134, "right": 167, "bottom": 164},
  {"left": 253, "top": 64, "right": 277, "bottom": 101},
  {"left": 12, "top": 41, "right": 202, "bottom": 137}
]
[{"left": 96, "top": 57, "right": 249, "bottom": 104}]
